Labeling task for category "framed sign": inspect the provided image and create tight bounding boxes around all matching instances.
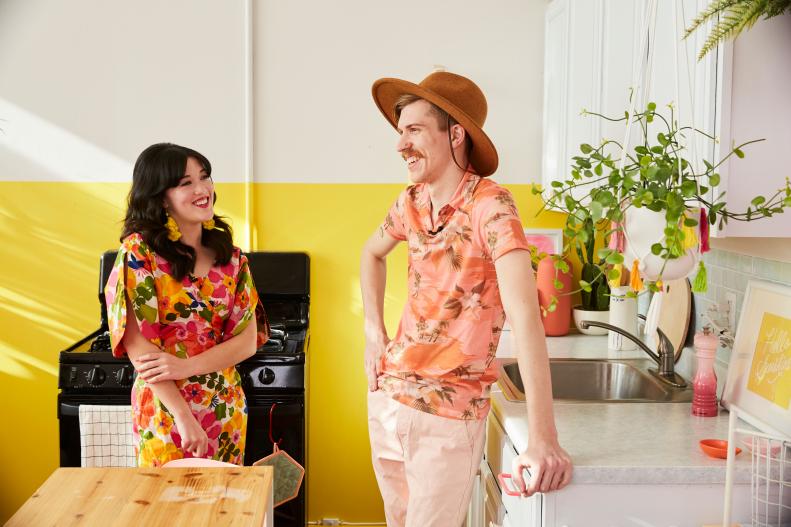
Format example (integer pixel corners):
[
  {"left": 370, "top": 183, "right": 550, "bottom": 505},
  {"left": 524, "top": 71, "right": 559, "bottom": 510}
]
[
  {"left": 721, "top": 280, "right": 791, "bottom": 439},
  {"left": 523, "top": 228, "right": 563, "bottom": 256}
]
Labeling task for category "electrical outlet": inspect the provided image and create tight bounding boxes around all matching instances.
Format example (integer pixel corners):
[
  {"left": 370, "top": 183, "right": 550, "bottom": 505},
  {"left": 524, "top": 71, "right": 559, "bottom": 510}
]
[{"left": 724, "top": 291, "right": 737, "bottom": 330}]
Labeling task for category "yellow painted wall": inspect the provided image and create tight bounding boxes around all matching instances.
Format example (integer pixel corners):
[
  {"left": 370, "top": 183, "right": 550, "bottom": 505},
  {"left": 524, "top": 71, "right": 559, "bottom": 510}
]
[{"left": 0, "top": 181, "right": 563, "bottom": 524}]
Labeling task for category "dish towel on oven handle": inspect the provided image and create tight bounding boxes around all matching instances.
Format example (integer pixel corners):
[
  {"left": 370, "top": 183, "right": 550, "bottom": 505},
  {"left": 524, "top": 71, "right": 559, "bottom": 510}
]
[{"left": 78, "top": 405, "right": 136, "bottom": 467}]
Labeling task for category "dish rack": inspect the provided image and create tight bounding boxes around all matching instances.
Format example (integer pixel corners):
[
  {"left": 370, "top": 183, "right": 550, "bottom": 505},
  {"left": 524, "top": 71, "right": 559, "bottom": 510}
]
[{"left": 723, "top": 404, "right": 791, "bottom": 526}]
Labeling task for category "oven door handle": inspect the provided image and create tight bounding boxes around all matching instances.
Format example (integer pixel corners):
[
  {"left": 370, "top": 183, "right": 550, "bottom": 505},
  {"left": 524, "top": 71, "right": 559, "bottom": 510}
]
[{"left": 59, "top": 403, "right": 82, "bottom": 417}]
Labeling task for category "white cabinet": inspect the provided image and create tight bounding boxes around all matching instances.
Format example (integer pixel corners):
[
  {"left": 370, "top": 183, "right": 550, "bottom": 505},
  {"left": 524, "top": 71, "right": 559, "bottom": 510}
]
[
  {"left": 712, "top": 13, "right": 791, "bottom": 237},
  {"left": 542, "top": 0, "right": 643, "bottom": 191}
]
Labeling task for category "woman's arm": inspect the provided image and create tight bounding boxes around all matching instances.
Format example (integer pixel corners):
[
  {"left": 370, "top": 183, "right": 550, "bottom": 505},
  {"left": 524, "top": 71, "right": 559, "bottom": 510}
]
[
  {"left": 122, "top": 295, "right": 208, "bottom": 458},
  {"left": 134, "top": 319, "right": 257, "bottom": 383}
]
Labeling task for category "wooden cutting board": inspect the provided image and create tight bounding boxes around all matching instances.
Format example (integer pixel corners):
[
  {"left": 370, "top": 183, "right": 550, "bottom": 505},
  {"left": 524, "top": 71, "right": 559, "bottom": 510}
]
[
  {"left": 7, "top": 466, "right": 273, "bottom": 527},
  {"left": 656, "top": 278, "right": 692, "bottom": 363}
]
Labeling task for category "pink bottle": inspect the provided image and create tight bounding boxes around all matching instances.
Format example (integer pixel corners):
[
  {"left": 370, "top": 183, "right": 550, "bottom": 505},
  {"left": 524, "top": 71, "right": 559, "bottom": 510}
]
[{"left": 691, "top": 326, "right": 719, "bottom": 417}]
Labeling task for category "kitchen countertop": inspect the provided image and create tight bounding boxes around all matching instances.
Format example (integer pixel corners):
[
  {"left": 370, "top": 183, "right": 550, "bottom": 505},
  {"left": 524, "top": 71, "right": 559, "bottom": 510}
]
[{"left": 492, "top": 332, "right": 753, "bottom": 485}]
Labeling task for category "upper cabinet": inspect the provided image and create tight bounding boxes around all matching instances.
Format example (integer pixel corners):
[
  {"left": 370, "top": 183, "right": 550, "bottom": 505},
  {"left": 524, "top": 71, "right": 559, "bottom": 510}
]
[
  {"left": 542, "top": 0, "right": 791, "bottom": 237},
  {"left": 714, "top": 13, "right": 791, "bottom": 237}
]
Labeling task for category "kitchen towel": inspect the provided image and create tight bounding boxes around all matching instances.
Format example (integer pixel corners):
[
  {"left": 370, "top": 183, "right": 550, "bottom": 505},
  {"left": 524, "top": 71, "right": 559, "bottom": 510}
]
[{"left": 78, "top": 405, "right": 136, "bottom": 467}]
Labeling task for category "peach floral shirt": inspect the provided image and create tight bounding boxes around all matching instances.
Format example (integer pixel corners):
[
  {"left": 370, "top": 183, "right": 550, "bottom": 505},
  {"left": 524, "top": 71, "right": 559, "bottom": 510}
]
[{"left": 378, "top": 170, "right": 529, "bottom": 419}]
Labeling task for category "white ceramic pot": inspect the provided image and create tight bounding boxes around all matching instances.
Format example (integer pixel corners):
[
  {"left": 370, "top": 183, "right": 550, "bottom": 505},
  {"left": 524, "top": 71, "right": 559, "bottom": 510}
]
[
  {"left": 621, "top": 206, "right": 699, "bottom": 282},
  {"left": 572, "top": 306, "right": 609, "bottom": 335}
]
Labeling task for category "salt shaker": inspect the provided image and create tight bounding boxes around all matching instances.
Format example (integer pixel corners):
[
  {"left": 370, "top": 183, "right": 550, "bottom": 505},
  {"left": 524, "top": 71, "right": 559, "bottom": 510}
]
[{"left": 691, "top": 326, "right": 719, "bottom": 417}]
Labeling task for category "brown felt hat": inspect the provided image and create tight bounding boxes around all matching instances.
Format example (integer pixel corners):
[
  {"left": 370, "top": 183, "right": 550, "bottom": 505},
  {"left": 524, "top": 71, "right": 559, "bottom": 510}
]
[{"left": 372, "top": 71, "right": 498, "bottom": 177}]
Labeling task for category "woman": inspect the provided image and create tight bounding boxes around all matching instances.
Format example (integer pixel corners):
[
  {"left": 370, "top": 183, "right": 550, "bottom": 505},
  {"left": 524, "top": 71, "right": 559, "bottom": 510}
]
[{"left": 105, "top": 143, "right": 268, "bottom": 467}]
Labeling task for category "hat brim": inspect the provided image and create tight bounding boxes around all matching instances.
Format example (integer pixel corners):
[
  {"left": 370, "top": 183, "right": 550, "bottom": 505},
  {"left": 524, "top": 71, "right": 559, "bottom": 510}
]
[{"left": 372, "top": 78, "right": 498, "bottom": 177}]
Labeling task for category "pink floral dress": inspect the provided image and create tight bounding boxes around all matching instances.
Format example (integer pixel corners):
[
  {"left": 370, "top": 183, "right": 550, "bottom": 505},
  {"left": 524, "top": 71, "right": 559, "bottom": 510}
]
[{"left": 105, "top": 233, "right": 268, "bottom": 467}]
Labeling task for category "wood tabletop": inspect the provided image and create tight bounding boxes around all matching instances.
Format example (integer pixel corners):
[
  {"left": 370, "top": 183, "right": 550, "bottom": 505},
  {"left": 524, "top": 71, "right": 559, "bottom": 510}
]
[{"left": 7, "top": 466, "right": 273, "bottom": 527}]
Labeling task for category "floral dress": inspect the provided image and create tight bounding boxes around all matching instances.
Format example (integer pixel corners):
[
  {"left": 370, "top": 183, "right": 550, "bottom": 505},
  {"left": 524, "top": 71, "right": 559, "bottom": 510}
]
[{"left": 105, "top": 233, "right": 268, "bottom": 467}]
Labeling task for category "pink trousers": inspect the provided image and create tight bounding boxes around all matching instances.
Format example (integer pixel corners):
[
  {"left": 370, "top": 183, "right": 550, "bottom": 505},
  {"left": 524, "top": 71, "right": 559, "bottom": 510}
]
[{"left": 367, "top": 390, "right": 487, "bottom": 527}]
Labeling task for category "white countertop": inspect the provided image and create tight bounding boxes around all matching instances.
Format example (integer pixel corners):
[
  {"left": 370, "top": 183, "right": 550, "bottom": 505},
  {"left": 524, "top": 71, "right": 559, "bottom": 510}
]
[{"left": 493, "top": 332, "right": 753, "bottom": 485}]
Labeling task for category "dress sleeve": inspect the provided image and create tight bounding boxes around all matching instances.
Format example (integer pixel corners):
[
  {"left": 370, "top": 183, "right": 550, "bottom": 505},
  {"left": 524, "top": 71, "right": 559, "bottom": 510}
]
[
  {"left": 223, "top": 252, "right": 270, "bottom": 347},
  {"left": 475, "top": 186, "right": 530, "bottom": 261},
  {"left": 104, "top": 235, "right": 163, "bottom": 358}
]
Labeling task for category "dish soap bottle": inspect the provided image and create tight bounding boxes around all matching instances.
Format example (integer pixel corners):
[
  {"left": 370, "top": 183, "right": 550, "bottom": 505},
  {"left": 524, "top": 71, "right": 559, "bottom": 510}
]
[{"left": 691, "top": 326, "right": 719, "bottom": 417}]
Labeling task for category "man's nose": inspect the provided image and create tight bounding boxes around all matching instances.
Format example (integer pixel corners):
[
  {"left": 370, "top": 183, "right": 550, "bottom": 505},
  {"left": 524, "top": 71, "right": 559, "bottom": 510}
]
[{"left": 396, "top": 133, "right": 410, "bottom": 153}]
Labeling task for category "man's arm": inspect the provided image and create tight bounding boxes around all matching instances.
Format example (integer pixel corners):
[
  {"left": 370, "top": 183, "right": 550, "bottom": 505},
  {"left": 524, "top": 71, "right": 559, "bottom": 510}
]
[
  {"left": 495, "top": 249, "right": 572, "bottom": 496},
  {"left": 360, "top": 229, "right": 400, "bottom": 391}
]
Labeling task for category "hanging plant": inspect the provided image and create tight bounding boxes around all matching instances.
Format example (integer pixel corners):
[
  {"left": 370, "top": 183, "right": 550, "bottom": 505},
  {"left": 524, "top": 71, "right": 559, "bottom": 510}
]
[
  {"left": 535, "top": 101, "right": 791, "bottom": 296},
  {"left": 685, "top": 0, "right": 791, "bottom": 60}
]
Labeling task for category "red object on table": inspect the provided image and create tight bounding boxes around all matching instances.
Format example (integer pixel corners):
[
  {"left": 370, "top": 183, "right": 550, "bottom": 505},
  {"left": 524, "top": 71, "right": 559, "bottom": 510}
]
[{"left": 691, "top": 327, "right": 719, "bottom": 417}]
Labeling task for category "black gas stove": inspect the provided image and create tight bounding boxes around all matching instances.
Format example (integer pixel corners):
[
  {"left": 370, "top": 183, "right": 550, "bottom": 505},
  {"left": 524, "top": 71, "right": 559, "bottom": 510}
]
[{"left": 58, "top": 250, "right": 309, "bottom": 527}]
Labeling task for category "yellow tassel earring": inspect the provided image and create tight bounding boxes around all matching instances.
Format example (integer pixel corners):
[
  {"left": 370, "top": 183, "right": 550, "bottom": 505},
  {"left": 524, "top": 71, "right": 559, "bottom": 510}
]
[
  {"left": 165, "top": 213, "right": 181, "bottom": 241},
  {"left": 202, "top": 218, "right": 216, "bottom": 230}
]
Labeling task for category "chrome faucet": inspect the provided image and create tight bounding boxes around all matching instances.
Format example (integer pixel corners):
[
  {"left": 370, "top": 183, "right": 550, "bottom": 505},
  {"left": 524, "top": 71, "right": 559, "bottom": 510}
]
[{"left": 580, "top": 321, "right": 687, "bottom": 388}]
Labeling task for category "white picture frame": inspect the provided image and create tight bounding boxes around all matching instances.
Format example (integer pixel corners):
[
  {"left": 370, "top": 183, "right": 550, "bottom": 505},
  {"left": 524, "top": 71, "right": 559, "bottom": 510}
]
[
  {"left": 721, "top": 280, "right": 791, "bottom": 439},
  {"left": 523, "top": 228, "right": 563, "bottom": 256}
]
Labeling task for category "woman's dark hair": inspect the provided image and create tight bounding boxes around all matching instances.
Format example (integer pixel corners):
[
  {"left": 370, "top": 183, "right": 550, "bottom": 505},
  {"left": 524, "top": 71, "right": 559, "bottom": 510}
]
[{"left": 122, "top": 142, "right": 234, "bottom": 281}]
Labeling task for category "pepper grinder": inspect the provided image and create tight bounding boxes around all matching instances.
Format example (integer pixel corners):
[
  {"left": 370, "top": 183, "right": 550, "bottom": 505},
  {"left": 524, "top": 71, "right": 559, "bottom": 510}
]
[{"left": 691, "top": 325, "right": 719, "bottom": 417}]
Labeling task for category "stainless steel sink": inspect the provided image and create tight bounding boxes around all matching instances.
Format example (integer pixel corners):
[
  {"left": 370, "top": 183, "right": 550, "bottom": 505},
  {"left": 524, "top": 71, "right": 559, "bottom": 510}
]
[{"left": 498, "top": 359, "right": 693, "bottom": 403}]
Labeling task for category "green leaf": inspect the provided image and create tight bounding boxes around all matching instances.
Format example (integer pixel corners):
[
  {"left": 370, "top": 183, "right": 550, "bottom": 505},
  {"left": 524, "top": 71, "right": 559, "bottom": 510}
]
[
  {"left": 647, "top": 102, "right": 656, "bottom": 112},
  {"left": 683, "top": 217, "right": 699, "bottom": 227},
  {"left": 709, "top": 173, "right": 721, "bottom": 186},
  {"left": 640, "top": 155, "right": 651, "bottom": 167},
  {"left": 605, "top": 252, "right": 624, "bottom": 265},
  {"left": 580, "top": 143, "right": 593, "bottom": 154},
  {"left": 734, "top": 148, "right": 744, "bottom": 158},
  {"left": 578, "top": 280, "right": 592, "bottom": 292},
  {"left": 553, "top": 279, "right": 564, "bottom": 290},
  {"left": 551, "top": 180, "right": 564, "bottom": 188},
  {"left": 751, "top": 196, "right": 766, "bottom": 207},
  {"left": 651, "top": 243, "right": 663, "bottom": 255},
  {"left": 594, "top": 163, "right": 603, "bottom": 176},
  {"left": 589, "top": 201, "right": 603, "bottom": 221},
  {"left": 681, "top": 180, "right": 697, "bottom": 197},
  {"left": 606, "top": 268, "right": 621, "bottom": 282}
]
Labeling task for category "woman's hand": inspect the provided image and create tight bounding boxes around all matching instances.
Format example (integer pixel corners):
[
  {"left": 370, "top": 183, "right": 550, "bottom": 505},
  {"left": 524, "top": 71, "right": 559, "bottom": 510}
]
[
  {"left": 173, "top": 411, "right": 209, "bottom": 458},
  {"left": 134, "top": 352, "right": 194, "bottom": 383},
  {"left": 364, "top": 331, "right": 389, "bottom": 392}
]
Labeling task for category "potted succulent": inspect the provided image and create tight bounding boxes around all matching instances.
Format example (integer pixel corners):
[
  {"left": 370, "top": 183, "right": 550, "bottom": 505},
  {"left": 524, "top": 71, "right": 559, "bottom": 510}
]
[
  {"left": 536, "top": 101, "right": 791, "bottom": 297},
  {"left": 568, "top": 217, "right": 610, "bottom": 335}
]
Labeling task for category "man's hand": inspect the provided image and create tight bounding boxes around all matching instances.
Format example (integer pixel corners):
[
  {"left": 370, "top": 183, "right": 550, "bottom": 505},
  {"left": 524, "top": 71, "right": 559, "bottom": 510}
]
[
  {"left": 364, "top": 332, "right": 389, "bottom": 391},
  {"left": 135, "top": 352, "right": 194, "bottom": 383},
  {"left": 511, "top": 439, "right": 572, "bottom": 497}
]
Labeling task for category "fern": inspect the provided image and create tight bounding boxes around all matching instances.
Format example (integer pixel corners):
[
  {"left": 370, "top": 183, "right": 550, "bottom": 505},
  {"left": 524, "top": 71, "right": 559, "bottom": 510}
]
[{"left": 685, "top": 0, "right": 791, "bottom": 60}]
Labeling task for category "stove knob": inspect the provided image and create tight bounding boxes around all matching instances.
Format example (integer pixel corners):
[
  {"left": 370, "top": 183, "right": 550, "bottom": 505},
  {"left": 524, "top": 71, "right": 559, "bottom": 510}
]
[
  {"left": 259, "top": 367, "right": 275, "bottom": 385},
  {"left": 87, "top": 366, "right": 107, "bottom": 386},
  {"left": 116, "top": 366, "right": 134, "bottom": 387}
]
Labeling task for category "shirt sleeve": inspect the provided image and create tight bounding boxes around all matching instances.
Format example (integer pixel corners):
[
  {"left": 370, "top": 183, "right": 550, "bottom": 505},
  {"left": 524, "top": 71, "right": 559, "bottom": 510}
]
[
  {"left": 104, "top": 234, "right": 163, "bottom": 358},
  {"left": 379, "top": 190, "right": 407, "bottom": 241},
  {"left": 222, "top": 252, "right": 270, "bottom": 347},
  {"left": 475, "top": 186, "right": 530, "bottom": 261}
]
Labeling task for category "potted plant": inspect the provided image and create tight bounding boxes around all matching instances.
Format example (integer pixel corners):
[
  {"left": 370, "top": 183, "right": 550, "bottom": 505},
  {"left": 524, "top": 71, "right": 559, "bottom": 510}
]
[
  {"left": 568, "top": 217, "right": 610, "bottom": 335},
  {"left": 536, "top": 101, "right": 791, "bottom": 297}
]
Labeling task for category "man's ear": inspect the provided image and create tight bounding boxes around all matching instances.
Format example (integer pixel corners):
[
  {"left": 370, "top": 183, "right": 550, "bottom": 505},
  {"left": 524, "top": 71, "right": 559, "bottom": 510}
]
[{"left": 451, "top": 124, "right": 467, "bottom": 148}]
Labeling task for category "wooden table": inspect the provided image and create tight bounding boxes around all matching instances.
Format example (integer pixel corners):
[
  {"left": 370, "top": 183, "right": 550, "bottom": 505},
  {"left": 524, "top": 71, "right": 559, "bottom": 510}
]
[{"left": 7, "top": 466, "right": 273, "bottom": 526}]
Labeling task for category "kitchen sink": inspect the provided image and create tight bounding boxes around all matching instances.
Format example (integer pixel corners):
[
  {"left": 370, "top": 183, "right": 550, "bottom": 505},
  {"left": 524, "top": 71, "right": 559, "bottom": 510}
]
[{"left": 498, "top": 359, "right": 692, "bottom": 403}]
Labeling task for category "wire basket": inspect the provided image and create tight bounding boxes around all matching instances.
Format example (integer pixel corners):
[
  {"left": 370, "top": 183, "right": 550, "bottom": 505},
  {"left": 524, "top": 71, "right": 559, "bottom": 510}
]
[{"left": 724, "top": 404, "right": 791, "bottom": 526}]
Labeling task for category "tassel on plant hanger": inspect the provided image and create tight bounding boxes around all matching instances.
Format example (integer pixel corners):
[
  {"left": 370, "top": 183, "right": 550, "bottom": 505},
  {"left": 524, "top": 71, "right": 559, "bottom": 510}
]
[
  {"left": 680, "top": 220, "right": 698, "bottom": 251},
  {"left": 700, "top": 209, "right": 710, "bottom": 253},
  {"left": 692, "top": 260, "right": 708, "bottom": 293},
  {"left": 630, "top": 259, "right": 644, "bottom": 292},
  {"left": 608, "top": 221, "right": 625, "bottom": 252}
]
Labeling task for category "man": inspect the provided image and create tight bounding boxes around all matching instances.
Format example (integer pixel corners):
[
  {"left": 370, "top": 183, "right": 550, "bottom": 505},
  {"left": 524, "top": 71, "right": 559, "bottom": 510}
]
[{"left": 360, "top": 70, "right": 572, "bottom": 526}]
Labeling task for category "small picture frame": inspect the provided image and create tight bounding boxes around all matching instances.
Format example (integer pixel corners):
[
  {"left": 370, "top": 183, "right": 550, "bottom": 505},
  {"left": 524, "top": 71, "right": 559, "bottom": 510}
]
[
  {"left": 721, "top": 280, "right": 791, "bottom": 439},
  {"left": 523, "top": 228, "right": 563, "bottom": 256}
]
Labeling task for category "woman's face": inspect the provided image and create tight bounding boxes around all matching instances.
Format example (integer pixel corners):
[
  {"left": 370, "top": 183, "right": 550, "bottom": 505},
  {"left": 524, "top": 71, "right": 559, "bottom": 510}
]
[{"left": 163, "top": 156, "right": 214, "bottom": 227}]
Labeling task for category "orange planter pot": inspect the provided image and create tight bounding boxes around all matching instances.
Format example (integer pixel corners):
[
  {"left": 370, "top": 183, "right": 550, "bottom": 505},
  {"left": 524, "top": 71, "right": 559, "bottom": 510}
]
[{"left": 536, "top": 256, "right": 572, "bottom": 336}]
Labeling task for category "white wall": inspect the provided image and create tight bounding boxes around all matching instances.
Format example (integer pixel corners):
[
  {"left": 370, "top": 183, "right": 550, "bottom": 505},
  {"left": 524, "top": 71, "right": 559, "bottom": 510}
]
[
  {"left": 254, "top": 0, "right": 547, "bottom": 184},
  {"left": 0, "top": 0, "right": 247, "bottom": 182}
]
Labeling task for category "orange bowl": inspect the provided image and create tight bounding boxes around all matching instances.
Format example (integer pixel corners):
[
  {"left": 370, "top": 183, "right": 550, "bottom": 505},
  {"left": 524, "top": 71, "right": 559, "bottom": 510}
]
[{"left": 699, "top": 439, "right": 742, "bottom": 459}]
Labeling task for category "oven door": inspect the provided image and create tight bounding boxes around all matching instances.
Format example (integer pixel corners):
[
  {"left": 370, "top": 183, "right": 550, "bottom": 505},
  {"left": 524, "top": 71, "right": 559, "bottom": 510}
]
[
  {"left": 58, "top": 393, "right": 131, "bottom": 467},
  {"left": 246, "top": 395, "right": 305, "bottom": 527}
]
